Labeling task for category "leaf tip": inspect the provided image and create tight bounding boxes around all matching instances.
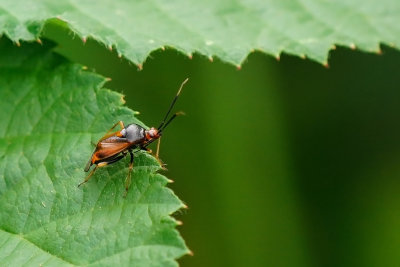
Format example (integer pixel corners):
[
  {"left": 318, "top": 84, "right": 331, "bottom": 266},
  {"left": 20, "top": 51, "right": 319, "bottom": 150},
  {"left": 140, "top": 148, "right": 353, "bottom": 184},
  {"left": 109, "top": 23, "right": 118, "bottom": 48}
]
[
  {"left": 208, "top": 56, "right": 213, "bottom": 62},
  {"left": 82, "top": 66, "right": 88, "bottom": 70},
  {"left": 15, "top": 40, "right": 21, "bottom": 47},
  {"left": 323, "top": 62, "right": 330, "bottom": 69},
  {"left": 275, "top": 55, "right": 280, "bottom": 61},
  {"left": 176, "top": 220, "right": 183, "bottom": 226},
  {"left": 167, "top": 179, "right": 174, "bottom": 183},
  {"left": 161, "top": 46, "right": 165, "bottom": 51},
  {"left": 108, "top": 44, "right": 113, "bottom": 51},
  {"left": 137, "top": 64, "right": 143, "bottom": 71},
  {"left": 118, "top": 53, "right": 122, "bottom": 58},
  {"left": 331, "top": 44, "right": 337, "bottom": 50},
  {"left": 36, "top": 38, "right": 42, "bottom": 45},
  {"left": 187, "top": 53, "right": 193, "bottom": 60},
  {"left": 188, "top": 250, "right": 194, "bottom": 256},
  {"left": 236, "top": 65, "right": 241, "bottom": 70},
  {"left": 300, "top": 54, "right": 306, "bottom": 60},
  {"left": 182, "top": 203, "right": 189, "bottom": 209},
  {"left": 105, "top": 77, "right": 112, "bottom": 82},
  {"left": 350, "top": 43, "right": 356, "bottom": 50},
  {"left": 56, "top": 15, "right": 65, "bottom": 22}
]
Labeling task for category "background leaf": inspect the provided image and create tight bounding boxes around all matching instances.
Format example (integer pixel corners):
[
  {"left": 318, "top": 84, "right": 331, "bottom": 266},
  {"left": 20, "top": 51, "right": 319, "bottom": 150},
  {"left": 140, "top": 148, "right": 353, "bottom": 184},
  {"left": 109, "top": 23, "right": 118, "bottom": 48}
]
[
  {"left": 0, "top": 0, "right": 399, "bottom": 66},
  {"left": 0, "top": 39, "right": 189, "bottom": 266}
]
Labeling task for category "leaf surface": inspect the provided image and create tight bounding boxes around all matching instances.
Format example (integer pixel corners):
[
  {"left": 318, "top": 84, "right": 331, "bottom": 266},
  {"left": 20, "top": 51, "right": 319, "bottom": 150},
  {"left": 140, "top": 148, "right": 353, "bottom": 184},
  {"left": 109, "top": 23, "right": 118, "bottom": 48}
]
[
  {"left": 0, "top": 39, "right": 188, "bottom": 266},
  {"left": 0, "top": 0, "right": 399, "bottom": 65}
]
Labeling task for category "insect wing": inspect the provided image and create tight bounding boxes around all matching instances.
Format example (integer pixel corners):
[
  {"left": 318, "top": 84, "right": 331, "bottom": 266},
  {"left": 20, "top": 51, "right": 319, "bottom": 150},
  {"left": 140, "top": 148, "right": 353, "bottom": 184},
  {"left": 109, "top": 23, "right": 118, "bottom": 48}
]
[{"left": 92, "top": 139, "right": 132, "bottom": 163}]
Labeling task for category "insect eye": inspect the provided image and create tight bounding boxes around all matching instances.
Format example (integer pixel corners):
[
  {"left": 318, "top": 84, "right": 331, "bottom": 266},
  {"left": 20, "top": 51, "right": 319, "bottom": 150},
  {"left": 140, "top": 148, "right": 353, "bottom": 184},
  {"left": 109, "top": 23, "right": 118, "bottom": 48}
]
[{"left": 149, "top": 128, "right": 159, "bottom": 137}]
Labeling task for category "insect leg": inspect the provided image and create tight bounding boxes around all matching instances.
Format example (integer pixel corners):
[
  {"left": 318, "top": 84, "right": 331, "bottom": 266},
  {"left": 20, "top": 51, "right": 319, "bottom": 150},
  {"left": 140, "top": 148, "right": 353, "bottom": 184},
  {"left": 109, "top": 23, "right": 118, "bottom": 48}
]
[
  {"left": 156, "top": 137, "right": 161, "bottom": 159},
  {"left": 124, "top": 151, "right": 134, "bottom": 198},
  {"left": 79, "top": 154, "right": 126, "bottom": 187},
  {"left": 78, "top": 165, "right": 98, "bottom": 187},
  {"left": 155, "top": 137, "right": 167, "bottom": 170},
  {"left": 141, "top": 144, "right": 167, "bottom": 170}
]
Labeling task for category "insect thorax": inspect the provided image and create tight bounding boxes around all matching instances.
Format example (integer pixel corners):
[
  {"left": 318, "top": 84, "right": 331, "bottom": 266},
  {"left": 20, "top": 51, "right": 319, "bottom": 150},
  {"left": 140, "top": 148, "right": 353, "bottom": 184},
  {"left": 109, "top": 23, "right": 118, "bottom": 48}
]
[{"left": 122, "top": 124, "right": 146, "bottom": 143}]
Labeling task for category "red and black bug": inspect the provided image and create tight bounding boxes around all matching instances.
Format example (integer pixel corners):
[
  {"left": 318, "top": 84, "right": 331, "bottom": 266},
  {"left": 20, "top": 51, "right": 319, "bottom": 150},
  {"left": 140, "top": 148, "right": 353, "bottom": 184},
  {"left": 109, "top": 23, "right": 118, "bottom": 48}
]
[{"left": 79, "top": 78, "right": 188, "bottom": 196}]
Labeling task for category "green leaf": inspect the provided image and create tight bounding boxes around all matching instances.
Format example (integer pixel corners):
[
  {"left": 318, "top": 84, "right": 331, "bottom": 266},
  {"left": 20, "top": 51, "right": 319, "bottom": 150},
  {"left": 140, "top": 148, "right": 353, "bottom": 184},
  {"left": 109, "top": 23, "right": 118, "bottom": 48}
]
[
  {"left": 0, "top": 0, "right": 399, "bottom": 66},
  {"left": 0, "top": 39, "right": 189, "bottom": 266}
]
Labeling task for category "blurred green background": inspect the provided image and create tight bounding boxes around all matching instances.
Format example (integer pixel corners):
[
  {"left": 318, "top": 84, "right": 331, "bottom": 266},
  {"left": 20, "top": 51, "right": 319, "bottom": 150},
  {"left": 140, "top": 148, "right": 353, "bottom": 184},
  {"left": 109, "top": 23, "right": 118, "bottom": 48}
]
[{"left": 43, "top": 23, "right": 400, "bottom": 267}]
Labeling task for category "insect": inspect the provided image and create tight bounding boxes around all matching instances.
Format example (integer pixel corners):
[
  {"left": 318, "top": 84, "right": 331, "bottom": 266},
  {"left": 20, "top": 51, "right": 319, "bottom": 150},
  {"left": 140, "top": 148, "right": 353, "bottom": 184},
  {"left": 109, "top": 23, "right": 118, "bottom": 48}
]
[{"left": 79, "top": 78, "right": 188, "bottom": 196}]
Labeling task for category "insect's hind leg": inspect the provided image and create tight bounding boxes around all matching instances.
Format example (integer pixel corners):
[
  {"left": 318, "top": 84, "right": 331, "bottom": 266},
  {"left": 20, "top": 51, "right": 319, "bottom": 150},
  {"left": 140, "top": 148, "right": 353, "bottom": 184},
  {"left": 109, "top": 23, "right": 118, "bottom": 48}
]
[
  {"left": 78, "top": 165, "right": 98, "bottom": 187},
  {"left": 78, "top": 154, "right": 126, "bottom": 188},
  {"left": 124, "top": 151, "right": 134, "bottom": 198}
]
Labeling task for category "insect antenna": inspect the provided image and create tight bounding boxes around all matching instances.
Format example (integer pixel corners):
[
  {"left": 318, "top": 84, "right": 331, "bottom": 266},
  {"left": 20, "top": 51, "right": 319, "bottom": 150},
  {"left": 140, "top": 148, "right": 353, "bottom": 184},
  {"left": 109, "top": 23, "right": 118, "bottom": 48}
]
[
  {"left": 143, "top": 111, "right": 185, "bottom": 149},
  {"left": 159, "top": 111, "right": 185, "bottom": 133},
  {"left": 157, "top": 78, "right": 189, "bottom": 130}
]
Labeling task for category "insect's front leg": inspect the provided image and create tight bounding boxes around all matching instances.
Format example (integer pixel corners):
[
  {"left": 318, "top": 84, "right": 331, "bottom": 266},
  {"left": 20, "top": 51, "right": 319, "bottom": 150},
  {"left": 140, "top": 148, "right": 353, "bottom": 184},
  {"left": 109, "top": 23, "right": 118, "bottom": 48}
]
[
  {"left": 140, "top": 143, "right": 167, "bottom": 170},
  {"left": 155, "top": 137, "right": 161, "bottom": 159}
]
